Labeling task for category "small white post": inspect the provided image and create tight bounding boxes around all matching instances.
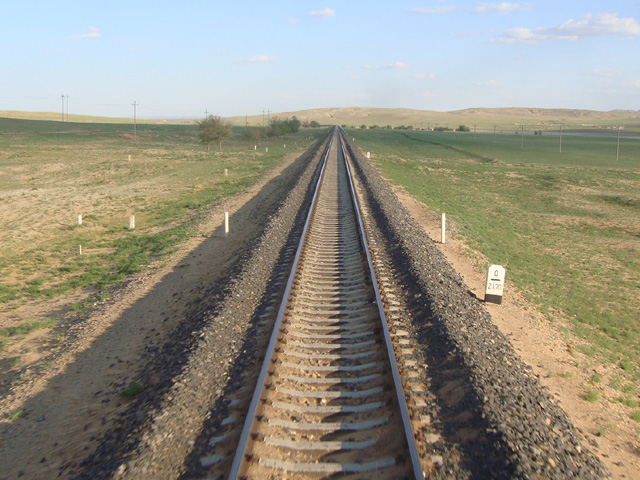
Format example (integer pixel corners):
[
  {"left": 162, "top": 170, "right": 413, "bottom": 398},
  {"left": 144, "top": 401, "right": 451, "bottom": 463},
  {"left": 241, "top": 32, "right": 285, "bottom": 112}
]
[
  {"left": 129, "top": 215, "right": 135, "bottom": 230},
  {"left": 224, "top": 212, "right": 229, "bottom": 236},
  {"left": 77, "top": 214, "right": 82, "bottom": 226},
  {"left": 441, "top": 213, "right": 446, "bottom": 244},
  {"left": 366, "top": 151, "right": 370, "bottom": 159},
  {"left": 485, "top": 265, "right": 506, "bottom": 304},
  {"left": 77, "top": 245, "right": 82, "bottom": 256},
  {"left": 265, "top": 147, "right": 268, "bottom": 153},
  {"left": 128, "top": 155, "right": 131, "bottom": 161},
  {"left": 283, "top": 144, "right": 286, "bottom": 148},
  {"left": 254, "top": 145, "right": 257, "bottom": 150},
  {"left": 224, "top": 168, "right": 228, "bottom": 177}
]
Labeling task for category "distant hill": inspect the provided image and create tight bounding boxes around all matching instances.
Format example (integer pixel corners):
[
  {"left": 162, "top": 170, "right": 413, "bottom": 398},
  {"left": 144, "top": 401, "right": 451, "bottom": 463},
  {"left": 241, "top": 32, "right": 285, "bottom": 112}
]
[
  {"left": 3, "top": 107, "right": 639, "bottom": 131},
  {"left": 228, "top": 107, "right": 640, "bottom": 131}
]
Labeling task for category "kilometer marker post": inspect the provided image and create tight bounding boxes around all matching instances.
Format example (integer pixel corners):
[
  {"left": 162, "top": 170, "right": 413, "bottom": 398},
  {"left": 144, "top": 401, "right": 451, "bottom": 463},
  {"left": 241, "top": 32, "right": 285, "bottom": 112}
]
[{"left": 485, "top": 265, "right": 506, "bottom": 304}]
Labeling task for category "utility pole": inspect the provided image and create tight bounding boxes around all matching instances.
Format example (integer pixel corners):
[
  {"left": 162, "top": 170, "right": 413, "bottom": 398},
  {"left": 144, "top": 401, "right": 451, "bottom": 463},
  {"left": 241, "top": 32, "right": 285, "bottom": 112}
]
[
  {"left": 616, "top": 125, "right": 621, "bottom": 162},
  {"left": 521, "top": 125, "right": 524, "bottom": 148},
  {"left": 132, "top": 101, "right": 138, "bottom": 141},
  {"left": 66, "top": 95, "right": 69, "bottom": 122},
  {"left": 61, "top": 94, "right": 66, "bottom": 122},
  {"left": 559, "top": 125, "right": 562, "bottom": 153},
  {"left": 493, "top": 125, "right": 496, "bottom": 143},
  {"left": 204, "top": 109, "right": 208, "bottom": 118}
]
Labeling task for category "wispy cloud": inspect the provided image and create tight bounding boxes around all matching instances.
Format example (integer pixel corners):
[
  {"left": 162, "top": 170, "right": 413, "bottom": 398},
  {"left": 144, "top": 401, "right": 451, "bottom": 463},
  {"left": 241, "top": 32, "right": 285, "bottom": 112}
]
[
  {"left": 493, "top": 12, "right": 640, "bottom": 44},
  {"left": 410, "top": 6, "right": 461, "bottom": 15},
  {"left": 477, "top": 79, "right": 503, "bottom": 87},
  {"left": 283, "top": 18, "right": 299, "bottom": 24},
  {"left": 69, "top": 27, "right": 101, "bottom": 41},
  {"left": 364, "top": 61, "right": 407, "bottom": 70},
  {"left": 236, "top": 55, "right": 277, "bottom": 64},
  {"left": 310, "top": 8, "right": 335, "bottom": 18},
  {"left": 475, "top": 2, "right": 532, "bottom": 14},
  {"left": 246, "top": 55, "right": 277, "bottom": 63},
  {"left": 414, "top": 72, "right": 436, "bottom": 79}
]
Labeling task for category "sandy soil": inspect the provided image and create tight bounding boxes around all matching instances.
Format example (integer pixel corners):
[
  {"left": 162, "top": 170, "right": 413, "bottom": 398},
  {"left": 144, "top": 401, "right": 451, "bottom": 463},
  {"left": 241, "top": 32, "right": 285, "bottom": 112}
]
[
  {"left": 0, "top": 151, "right": 302, "bottom": 480},
  {"left": 392, "top": 187, "right": 640, "bottom": 479}
]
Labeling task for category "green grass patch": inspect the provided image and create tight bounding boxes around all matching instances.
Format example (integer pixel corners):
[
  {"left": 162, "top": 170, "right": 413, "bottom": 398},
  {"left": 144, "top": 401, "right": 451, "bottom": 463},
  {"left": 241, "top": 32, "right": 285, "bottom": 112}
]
[
  {"left": 6, "top": 409, "right": 27, "bottom": 421},
  {"left": 584, "top": 389, "right": 599, "bottom": 403},
  {"left": 350, "top": 128, "right": 640, "bottom": 379},
  {"left": 0, "top": 319, "right": 56, "bottom": 338},
  {"left": 120, "top": 380, "right": 145, "bottom": 401},
  {"left": 0, "top": 119, "right": 322, "bottom": 310}
]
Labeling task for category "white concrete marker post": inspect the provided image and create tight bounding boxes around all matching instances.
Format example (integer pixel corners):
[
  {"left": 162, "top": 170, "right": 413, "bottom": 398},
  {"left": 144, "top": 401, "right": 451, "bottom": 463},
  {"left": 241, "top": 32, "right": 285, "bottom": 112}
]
[
  {"left": 129, "top": 215, "right": 135, "bottom": 230},
  {"left": 366, "top": 151, "right": 370, "bottom": 159},
  {"left": 485, "top": 265, "right": 506, "bottom": 304},
  {"left": 224, "top": 212, "right": 229, "bottom": 236},
  {"left": 77, "top": 214, "right": 82, "bottom": 226},
  {"left": 441, "top": 213, "right": 446, "bottom": 244},
  {"left": 77, "top": 245, "right": 82, "bottom": 256},
  {"left": 224, "top": 168, "right": 228, "bottom": 177}
]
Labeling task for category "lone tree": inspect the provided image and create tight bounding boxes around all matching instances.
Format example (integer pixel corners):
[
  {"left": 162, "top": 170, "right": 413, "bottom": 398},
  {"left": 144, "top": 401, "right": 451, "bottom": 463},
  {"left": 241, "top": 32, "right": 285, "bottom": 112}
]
[{"left": 197, "top": 115, "right": 232, "bottom": 151}]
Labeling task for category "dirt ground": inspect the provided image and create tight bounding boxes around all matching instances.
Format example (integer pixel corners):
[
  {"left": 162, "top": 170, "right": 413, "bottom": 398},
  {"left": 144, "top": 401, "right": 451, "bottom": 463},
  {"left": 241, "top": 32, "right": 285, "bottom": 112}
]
[
  {"left": 1, "top": 151, "right": 638, "bottom": 479},
  {"left": 0, "top": 151, "right": 303, "bottom": 480}
]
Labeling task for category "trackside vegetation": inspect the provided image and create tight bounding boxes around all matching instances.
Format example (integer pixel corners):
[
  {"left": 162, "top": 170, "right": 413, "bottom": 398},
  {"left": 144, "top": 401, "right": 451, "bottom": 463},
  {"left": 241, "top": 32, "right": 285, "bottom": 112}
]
[
  {"left": 348, "top": 127, "right": 640, "bottom": 414},
  {"left": 0, "top": 118, "right": 323, "bottom": 356}
]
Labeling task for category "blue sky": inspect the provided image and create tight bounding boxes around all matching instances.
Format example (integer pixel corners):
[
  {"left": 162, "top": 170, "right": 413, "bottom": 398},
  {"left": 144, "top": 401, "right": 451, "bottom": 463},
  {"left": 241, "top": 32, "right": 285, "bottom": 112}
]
[{"left": 1, "top": 1, "right": 639, "bottom": 118}]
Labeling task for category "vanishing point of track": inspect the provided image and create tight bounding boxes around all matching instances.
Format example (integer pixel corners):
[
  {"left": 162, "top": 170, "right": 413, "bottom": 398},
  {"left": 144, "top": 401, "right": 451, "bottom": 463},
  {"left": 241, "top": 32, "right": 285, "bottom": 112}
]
[{"left": 228, "top": 128, "right": 422, "bottom": 478}]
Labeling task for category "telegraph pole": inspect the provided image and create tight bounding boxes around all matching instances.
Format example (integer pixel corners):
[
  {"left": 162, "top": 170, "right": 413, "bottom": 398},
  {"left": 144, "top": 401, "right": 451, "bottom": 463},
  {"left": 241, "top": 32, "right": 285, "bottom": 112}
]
[
  {"left": 616, "top": 125, "right": 621, "bottom": 162},
  {"left": 66, "top": 95, "right": 69, "bottom": 122},
  {"left": 559, "top": 125, "right": 563, "bottom": 153},
  {"left": 61, "top": 94, "right": 66, "bottom": 122},
  {"left": 132, "top": 101, "right": 138, "bottom": 141},
  {"left": 204, "top": 110, "right": 208, "bottom": 118}
]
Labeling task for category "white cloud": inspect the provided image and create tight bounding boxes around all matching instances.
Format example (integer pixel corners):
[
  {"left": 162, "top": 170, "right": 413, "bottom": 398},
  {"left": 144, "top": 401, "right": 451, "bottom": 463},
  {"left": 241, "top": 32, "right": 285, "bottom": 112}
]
[
  {"left": 283, "top": 18, "right": 299, "bottom": 24},
  {"left": 240, "top": 55, "right": 277, "bottom": 63},
  {"left": 310, "top": 8, "right": 335, "bottom": 18},
  {"left": 69, "top": 27, "right": 101, "bottom": 41},
  {"left": 414, "top": 72, "right": 436, "bottom": 79},
  {"left": 364, "top": 61, "right": 407, "bottom": 70},
  {"left": 475, "top": 2, "right": 532, "bottom": 14},
  {"left": 410, "top": 6, "right": 461, "bottom": 15},
  {"left": 493, "top": 12, "right": 640, "bottom": 44},
  {"left": 477, "top": 79, "right": 503, "bottom": 87}
]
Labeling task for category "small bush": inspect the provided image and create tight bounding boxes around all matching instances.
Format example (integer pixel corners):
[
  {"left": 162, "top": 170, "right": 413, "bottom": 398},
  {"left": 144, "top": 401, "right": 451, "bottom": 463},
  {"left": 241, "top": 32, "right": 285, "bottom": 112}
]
[
  {"left": 6, "top": 409, "right": 27, "bottom": 421},
  {"left": 120, "top": 380, "right": 145, "bottom": 401},
  {"left": 584, "top": 389, "right": 599, "bottom": 402}
]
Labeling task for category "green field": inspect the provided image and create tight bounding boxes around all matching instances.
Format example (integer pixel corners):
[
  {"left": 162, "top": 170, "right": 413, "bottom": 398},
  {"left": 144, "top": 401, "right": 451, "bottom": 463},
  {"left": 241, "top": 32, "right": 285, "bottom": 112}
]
[
  {"left": 0, "top": 118, "right": 320, "bottom": 315},
  {"left": 349, "top": 128, "right": 640, "bottom": 405}
]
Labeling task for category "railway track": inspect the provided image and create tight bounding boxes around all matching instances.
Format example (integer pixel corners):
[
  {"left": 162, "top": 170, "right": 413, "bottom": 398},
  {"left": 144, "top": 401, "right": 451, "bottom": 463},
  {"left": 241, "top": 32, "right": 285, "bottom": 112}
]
[{"left": 227, "top": 128, "right": 422, "bottom": 478}]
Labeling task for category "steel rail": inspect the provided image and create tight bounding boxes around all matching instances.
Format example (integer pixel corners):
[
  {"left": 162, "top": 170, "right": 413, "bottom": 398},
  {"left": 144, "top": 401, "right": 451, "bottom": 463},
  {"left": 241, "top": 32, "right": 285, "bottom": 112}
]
[
  {"left": 339, "top": 128, "right": 423, "bottom": 479},
  {"left": 226, "top": 133, "right": 334, "bottom": 479}
]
